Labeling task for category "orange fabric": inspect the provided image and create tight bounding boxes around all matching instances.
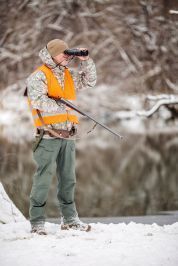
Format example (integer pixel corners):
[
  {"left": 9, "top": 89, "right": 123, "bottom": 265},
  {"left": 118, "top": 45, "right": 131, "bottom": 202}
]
[
  {"left": 37, "top": 65, "right": 76, "bottom": 100},
  {"left": 29, "top": 65, "right": 78, "bottom": 127},
  {"left": 34, "top": 114, "right": 78, "bottom": 127}
]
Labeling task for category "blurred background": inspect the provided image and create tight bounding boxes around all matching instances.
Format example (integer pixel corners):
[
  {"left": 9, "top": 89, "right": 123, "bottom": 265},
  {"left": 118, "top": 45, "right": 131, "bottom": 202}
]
[{"left": 0, "top": 0, "right": 178, "bottom": 219}]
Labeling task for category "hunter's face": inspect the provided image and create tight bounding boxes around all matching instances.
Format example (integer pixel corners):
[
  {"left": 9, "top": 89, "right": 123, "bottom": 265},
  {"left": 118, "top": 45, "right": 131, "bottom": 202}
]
[{"left": 53, "top": 53, "right": 72, "bottom": 66}]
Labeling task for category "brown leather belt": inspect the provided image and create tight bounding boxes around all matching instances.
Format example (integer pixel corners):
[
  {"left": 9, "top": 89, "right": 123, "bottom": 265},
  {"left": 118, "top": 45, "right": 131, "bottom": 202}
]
[{"left": 36, "top": 127, "right": 77, "bottom": 138}]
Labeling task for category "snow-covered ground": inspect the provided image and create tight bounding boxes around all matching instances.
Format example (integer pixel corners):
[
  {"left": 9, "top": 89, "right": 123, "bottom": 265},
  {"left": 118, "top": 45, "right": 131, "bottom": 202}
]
[
  {"left": 0, "top": 183, "right": 178, "bottom": 266},
  {"left": 0, "top": 221, "right": 178, "bottom": 266}
]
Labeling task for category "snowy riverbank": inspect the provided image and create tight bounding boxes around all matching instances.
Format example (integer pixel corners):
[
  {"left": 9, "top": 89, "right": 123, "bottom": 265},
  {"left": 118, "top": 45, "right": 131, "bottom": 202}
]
[
  {"left": 0, "top": 181, "right": 178, "bottom": 266},
  {"left": 0, "top": 220, "right": 178, "bottom": 266}
]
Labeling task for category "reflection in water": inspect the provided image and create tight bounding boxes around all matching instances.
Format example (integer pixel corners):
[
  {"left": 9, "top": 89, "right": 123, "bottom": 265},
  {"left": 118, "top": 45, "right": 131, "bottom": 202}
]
[{"left": 0, "top": 131, "right": 178, "bottom": 218}]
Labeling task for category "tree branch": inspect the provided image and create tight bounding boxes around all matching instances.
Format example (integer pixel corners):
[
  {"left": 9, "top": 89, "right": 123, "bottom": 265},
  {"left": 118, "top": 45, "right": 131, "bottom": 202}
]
[
  {"left": 137, "top": 98, "right": 178, "bottom": 118},
  {"left": 169, "top": 10, "right": 178, "bottom": 14}
]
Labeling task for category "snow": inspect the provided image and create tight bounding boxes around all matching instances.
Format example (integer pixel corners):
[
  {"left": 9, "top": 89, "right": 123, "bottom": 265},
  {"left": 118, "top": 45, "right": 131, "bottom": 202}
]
[
  {"left": 1, "top": 81, "right": 178, "bottom": 143},
  {"left": 0, "top": 221, "right": 178, "bottom": 266},
  {"left": 0, "top": 183, "right": 26, "bottom": 224},
  {"left": 0, "top": 182, "right": 178, "bottom": 265}
]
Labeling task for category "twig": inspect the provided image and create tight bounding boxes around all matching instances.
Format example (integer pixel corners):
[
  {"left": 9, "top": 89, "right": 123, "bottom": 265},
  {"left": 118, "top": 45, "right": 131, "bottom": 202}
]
[
  {"left": 0, "top": 29, "right": 13, "bottom": 46},
  {"left": 165, "top": 78, "right": 178, "bottom": 92},
  {"left": 111, "top": 36, "right": 137, "bottom": 73},
  {"left": 142, "top": 66, "right": 161, "bottom": 80},
  {"left": 46, "top": 24, "right": 63, "bottom": 32},
  {"left": 18, "top": 0, "right": 30, "bottom": 11}
]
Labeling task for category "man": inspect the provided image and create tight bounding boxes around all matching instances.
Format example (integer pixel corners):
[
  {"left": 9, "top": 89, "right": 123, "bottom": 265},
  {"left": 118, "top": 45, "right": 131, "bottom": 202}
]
[{"left": 26, "top": 39, "right": 96, "bottom": 235}]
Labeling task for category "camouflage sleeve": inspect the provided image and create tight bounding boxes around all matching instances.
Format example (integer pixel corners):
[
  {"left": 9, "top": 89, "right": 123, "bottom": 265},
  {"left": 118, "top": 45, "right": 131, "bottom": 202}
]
[
  {"left": 71, "top": 58, "right": 97, "bottom": 91},
  {"left": 26, "top": 70, "right": 65, "bottom": 113}
]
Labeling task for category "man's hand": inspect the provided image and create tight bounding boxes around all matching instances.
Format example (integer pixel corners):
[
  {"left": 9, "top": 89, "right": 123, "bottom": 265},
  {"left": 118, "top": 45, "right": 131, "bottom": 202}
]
[{"left": 77, "top": 48, "right": 89, "bottom": 61}]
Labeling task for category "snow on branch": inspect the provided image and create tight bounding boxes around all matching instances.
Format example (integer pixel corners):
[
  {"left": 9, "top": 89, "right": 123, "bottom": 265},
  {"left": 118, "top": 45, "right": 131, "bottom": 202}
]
[
  {"left": 169, "top": 10, "right": 178, "bottom": 15},
  {"left": 146, "top": 94, "right": 177, "bottom": 101},
  {"left": 114, "top": 95, "right": 178, "bottom": 120},
  {"left": 137, "top": 97, "right": 178, "bottom": 118}
]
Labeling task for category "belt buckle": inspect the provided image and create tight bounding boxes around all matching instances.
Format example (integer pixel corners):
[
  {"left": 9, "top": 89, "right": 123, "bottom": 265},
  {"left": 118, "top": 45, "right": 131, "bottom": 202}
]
[{"left": 57, "top": 129, "right": 69, "bottom": 138}]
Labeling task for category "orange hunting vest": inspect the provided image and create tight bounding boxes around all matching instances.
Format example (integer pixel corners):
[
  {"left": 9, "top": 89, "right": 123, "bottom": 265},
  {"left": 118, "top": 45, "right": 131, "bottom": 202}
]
[{"left": 28, "top": 65, "right": 79, "bottom": 128}]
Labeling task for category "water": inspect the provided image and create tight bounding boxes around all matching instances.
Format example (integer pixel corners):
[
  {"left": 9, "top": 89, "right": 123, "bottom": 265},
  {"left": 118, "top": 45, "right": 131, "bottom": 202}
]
[{"left": 46, "top": 211, "right": 178, "bottom": 226}]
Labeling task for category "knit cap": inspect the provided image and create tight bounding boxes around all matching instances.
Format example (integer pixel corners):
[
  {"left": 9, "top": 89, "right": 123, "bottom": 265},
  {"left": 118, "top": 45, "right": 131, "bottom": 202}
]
[{"left": 47, "top": 39, "right": 69, "bottom": 57}]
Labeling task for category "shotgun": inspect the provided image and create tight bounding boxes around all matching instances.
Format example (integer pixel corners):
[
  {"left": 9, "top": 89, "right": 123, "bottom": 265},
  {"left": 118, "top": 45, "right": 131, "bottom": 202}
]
[{"left": 56, "top": 98, "right": 123, "bottom": 139}]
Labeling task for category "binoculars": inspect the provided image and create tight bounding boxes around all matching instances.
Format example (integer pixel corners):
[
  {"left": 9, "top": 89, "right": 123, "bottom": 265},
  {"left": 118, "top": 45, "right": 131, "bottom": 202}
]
[{"left": 64, "top": 49, "right": 89, "bottom": 57}]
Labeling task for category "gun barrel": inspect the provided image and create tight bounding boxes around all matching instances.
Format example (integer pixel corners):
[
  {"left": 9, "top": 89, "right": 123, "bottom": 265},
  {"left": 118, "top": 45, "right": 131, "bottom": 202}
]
[{"left": 57, "top": 98, "right": 123, "bottom": 139}]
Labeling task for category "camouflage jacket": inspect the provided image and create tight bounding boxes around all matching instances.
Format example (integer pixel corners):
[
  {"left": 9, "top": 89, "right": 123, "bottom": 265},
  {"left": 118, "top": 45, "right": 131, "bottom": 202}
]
[{"left": 26, "top": 46, "right": 97, "bottom": 134}]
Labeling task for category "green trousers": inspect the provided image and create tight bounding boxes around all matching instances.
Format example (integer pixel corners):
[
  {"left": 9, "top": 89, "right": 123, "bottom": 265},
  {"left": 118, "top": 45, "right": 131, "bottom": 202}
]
[{"left": 29, "top": 138, "right": 78, "bottom": 225}]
